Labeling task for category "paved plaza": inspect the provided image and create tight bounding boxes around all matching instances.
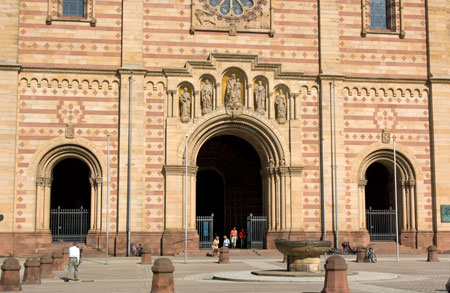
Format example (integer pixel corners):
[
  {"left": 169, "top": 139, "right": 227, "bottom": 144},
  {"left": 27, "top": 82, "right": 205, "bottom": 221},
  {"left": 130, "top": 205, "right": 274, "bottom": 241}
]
[{"left": 3, "top": 253, "right": 449, "bottom": 293}]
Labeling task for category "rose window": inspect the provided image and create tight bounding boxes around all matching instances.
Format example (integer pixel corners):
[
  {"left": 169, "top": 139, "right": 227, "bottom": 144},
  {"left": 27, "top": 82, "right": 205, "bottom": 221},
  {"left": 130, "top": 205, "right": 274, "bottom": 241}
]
[{"left": 203, "top": 0, "right": 262, "bottom": 21}]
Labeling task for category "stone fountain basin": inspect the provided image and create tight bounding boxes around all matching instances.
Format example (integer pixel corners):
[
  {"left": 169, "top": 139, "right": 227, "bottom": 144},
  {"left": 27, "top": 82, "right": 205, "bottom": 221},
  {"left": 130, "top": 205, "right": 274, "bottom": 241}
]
[{"left": 275, "top": 240, "right": 331, "bottom": 258}]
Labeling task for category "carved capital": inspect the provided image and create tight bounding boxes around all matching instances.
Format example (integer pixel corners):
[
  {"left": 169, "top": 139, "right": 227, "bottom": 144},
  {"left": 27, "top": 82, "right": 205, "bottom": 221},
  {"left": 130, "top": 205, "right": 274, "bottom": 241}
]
[
  {"left": 163, "top": 165, "right": 198, "bottom": 176},
  {"left": 36, "top": 177, "right": 52, "bottom": 187},
  {"left": 358, "top": 179, "right": 368, "bottom": 187}
]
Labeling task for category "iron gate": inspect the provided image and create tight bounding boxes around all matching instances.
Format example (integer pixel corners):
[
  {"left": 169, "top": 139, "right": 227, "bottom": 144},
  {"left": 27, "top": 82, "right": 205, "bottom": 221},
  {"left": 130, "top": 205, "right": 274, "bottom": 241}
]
[
  {"left": 196, "top": 213, "right": 214, "bottom": 249},
  {"left": 366, "top": 207, "right": 396, "bottom": 241},
  {"left": 50, "top": 206, "right": 89, "bottom": 243},
  {"left": 246, "top": 213, "right": 267, "bottom": 249}
]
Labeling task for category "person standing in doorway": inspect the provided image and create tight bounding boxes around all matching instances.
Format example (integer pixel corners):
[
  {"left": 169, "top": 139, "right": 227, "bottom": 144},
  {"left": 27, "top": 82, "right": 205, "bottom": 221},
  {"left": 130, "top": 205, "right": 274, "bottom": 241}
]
[
  {"left": 239, "top": 228, "right": 247, "bottom": 248},
  {"left": 223, "top": 235, "right": 230, "bottom": 248},
  {"left": 65, "top": 242, "right": 80, "bottom": 281},
  {"left": 230, "top": 227, "right": 238, "bottom": 249}
]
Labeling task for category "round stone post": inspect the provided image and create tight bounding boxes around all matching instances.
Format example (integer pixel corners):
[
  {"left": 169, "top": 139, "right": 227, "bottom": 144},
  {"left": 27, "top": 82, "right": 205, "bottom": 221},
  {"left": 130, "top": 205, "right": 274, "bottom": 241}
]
[
  {"left": 321, "top": 256, "right": 350, "bottom": 293},
  {"left": 0, "top": 257, "right": 22, "bottom": 291},
  {"left": 40, "top": 256, "right": 54, "bottom": 279},
  {"left": 150, "top": 258, "right": 175, "bottom": 293},
  {"left": 141, "top": 247, "right": 153, "bottom": 265},
  {"left": 427, "top": 245, "right": 439, "bottom": 262},
  {"left": 446, "top": 277, "right": 450, "bottom": 292},
  {"left": 22, "top": 257, "right": 41, "bottom": 285},
  {"left": 218, "top": 247, "right": 230, "bottom": 264},
  {"left": 62, "top": 247, "right": 69, "bottom": 265},
  {"left": 356, "top": 247, "right": 366, "bottom": 262},
  {"left": 52, "top": 251, "right": 64, "bottom": 271}
]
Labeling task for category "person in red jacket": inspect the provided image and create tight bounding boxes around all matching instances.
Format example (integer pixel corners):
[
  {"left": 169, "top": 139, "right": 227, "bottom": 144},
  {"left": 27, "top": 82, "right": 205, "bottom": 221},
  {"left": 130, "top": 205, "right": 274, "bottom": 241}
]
[{"left": 239, "top": 228, "right": 247, "bottom": 249}]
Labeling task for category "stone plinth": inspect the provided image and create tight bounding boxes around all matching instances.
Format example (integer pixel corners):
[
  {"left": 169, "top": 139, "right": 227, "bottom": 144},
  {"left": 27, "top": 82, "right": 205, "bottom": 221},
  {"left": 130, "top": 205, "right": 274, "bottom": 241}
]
[
  {"left": 141, "top": 247, "right": 152, "bottom": 265},
  {"left": 62, "top": 248, "right": 69, "bottom": 265},
  {"left": 22, "top": 257, "right": 41, "bottom": 285},
  {"left": 356, "top": 247, "right": 365, "bottom": 263},
  {"left": 0, "top": 257, "right": 22, "bottom": 291},
  {"left": 52, "top": 251, "right": 64, "bottom": 271},
  {"left": 151, "top": 258, "right": 175, "bottom": 293},
  {"left": 427, "top": 245, "right": 439, "bottom": 262},
  {"left": 40, "top": 256, "right": 53, "bottom": 279},
  {"left": 275, "top": 240, "right": 331, "bottom": 272},
  {"left": 321, "top": 256, "right": 350, "bottom": 293},
  {"left": 219, "top": 247, "right": 230, "bottom": 264}
]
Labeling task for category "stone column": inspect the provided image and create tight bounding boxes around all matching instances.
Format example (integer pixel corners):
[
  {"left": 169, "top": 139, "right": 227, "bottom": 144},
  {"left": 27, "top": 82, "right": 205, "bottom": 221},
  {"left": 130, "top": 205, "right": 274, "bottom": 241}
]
[
  {"left": 358, "top": 180, "right": 367, "bottom": 230},
  {"left": 401, "top": 180, "right": 408, "bottom": 230},
  {"left": 408, "top": 180, "right": 416, "bottom": 231},
  {"left": 35, "top": 177, "right": 51, "bottom": 231}
]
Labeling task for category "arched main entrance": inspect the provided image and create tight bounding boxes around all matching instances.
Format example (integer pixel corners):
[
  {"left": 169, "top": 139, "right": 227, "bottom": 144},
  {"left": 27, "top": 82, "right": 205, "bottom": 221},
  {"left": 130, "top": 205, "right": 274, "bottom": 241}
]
[
  {"left": 359, "top": 149, "right": 417, "bottom": 245},
  {"left": 196, "top": 135, "right": 262, "bottom": 239},
  {"left": 36, "top": 144, "right": 103, "bottom": 243}
]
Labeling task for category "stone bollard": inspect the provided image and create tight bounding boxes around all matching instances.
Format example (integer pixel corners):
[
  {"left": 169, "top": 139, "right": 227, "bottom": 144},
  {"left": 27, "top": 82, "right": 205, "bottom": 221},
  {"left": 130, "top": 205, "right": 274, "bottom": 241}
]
[
  {"left": 141, "top": 247, "right": 152, "bottom": 265},
  {"left": 446, "top": 277, "right": 450, "bottom": 292},
  {"left": 151, "top": 258, "right": 175, "bottom": 293},
  {"left": 0, "top": 257, "right": 22, "bottom": 291},
  {"left": 22, "top": 257, "right": 41, "bottom": 285},
  {"left": 40, "top": 256, "right": 54, "bottom": 279},
  {"left": 62, "top": 247, "right": 69, "bottom": 265},
  {"left": 52, "top": 251, "right": 64, "bottom": 271},
  {"left": 427, "top": 245, "right": 439, "bottom": 262},
  {"left": 321, "top": 256, "right": 350, "bottom": 293},
  {"left": 356, "top": 247, "right": 366, "bottom": 263},
  {"left": 218, "top": 247, "right": 230, "bottom": 264}
]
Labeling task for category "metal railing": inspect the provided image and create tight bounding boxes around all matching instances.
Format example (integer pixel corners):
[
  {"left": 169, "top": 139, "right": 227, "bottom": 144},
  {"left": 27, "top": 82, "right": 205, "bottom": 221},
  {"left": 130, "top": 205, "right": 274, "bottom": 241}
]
[
  {"left": 366, "top": 207, "right": 396, "bottom": 241},
  {"left": 50, "top": 206, "right": 89, "bottom": 243},
  {"left": 196, "top": 213, "right": 214, "bottom": 249},
  {"left": 246, "top": 213, "right": 267, "bottom": 249}
]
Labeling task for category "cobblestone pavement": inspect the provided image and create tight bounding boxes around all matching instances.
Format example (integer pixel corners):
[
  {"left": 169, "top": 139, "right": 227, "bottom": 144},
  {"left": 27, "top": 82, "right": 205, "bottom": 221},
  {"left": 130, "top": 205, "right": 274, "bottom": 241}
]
[{"left": 2, "top": 254, "right": 449, "bottom": 293}]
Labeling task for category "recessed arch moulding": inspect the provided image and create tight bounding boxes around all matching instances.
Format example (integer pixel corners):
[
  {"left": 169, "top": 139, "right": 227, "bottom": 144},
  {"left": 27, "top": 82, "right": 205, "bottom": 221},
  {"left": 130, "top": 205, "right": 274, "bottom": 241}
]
[{"left": 161, "top": 55, "right": 319, "bottom": 253}]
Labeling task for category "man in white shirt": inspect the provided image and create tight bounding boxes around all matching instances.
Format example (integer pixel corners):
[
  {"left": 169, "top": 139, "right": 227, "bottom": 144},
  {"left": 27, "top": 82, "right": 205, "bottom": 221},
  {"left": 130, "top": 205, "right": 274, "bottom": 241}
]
[{"left": 65, "top": 242, "right": 80, "bottom": 281}]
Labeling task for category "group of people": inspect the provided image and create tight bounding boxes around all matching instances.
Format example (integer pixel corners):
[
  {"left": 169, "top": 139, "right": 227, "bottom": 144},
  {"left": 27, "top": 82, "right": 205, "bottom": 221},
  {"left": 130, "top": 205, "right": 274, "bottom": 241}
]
[{"left": 211, "top": 227, "right": 247, "bottom": 256}]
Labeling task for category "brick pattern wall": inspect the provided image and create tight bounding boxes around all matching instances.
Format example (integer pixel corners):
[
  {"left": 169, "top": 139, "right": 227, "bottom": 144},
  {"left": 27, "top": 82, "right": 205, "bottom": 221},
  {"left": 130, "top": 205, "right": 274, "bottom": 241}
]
[
  {"left": 338, "top": 0, "right": 427, "bottom": 78},
  {"left": 300, "top": 87, "right": 321, "bottom": 231},
  {"left": 143, "top": 81, "right": 165, "bottom": 232},
  {"left": 142, "top": 0, "right": 319, "bottom": 74},
  {"left": 16, "top": 75, "right": 119, "bottom": 231},
  {"left": 343, "top": 84, "right": 432, "bottom": 230},
  {"left": 18, "top": 0, "right": 121, "bottom": 69}
]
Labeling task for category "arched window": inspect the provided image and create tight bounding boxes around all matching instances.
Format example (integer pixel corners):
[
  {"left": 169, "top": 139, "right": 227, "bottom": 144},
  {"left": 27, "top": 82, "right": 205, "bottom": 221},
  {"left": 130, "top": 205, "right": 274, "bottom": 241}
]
[
  {"left": 370, "top": 0, "right": 390, "bottom": 29},
  {"left": 63, "top": 0, "right": 85, "bottom": 17}
]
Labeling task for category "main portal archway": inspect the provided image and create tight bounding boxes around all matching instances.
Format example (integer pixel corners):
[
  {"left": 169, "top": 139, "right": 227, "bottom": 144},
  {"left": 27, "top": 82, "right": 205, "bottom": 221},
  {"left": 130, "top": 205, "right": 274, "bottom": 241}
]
[{"left": 196, "top": 135, "right": 262, "bottom": 238}]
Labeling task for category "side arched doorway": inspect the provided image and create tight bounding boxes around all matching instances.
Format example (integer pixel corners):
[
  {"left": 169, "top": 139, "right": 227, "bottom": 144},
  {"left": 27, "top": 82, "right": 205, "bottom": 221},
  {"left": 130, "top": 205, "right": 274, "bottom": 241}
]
[
  {"left": 359, "top": 150, "right": 417, "bottom": 246},
  {"left": 196, "top": 135, "right": 263, "bottom": 244},
  {"left": 50, "top": 158, "right": 91, "bottom": 242},
  {"left": 36, "top": 144, "right": 103, "bottom": 243}
]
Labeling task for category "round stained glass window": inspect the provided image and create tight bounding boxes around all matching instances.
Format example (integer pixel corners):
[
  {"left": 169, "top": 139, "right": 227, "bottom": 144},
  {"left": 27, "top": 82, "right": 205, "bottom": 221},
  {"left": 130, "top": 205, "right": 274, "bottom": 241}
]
[{"left": 203, "top": 0, "right": 262, "bottom": 21}]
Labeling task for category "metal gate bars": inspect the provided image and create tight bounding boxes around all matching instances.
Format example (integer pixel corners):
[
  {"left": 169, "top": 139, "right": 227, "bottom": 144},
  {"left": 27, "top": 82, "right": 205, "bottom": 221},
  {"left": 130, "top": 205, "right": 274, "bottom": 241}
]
[
  {"left": 246, "top": 213, "right": 267, "bottom": 249},
  {"left": 196, "top": 213, "right": 214, "bottom": 249},
  {"left": 50, "top": 206, "right": 89, "bottom": 243},
  {"left": 366, "top": 207, "right": 396, "bottom": 241}
]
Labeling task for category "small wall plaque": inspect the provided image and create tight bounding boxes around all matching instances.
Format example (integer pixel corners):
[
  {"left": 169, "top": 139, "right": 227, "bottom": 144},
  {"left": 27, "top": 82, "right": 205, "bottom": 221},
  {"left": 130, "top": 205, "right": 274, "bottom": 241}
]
[
  {"left": 65, "top": 123, "right": 74, "bottom": 139},
  {"left": 382, "top": 128, "right": 390, "bottom": 144},
  {"left": 441, "top": 205, "right": 450, "bottom": 223}
]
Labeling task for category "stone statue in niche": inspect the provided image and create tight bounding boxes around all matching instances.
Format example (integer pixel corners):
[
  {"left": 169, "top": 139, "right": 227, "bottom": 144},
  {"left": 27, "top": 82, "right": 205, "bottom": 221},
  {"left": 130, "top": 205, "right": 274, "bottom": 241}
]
[
  {"left": 225, "top": 74, "right": 244, "bottom": 117},
  {"left": 254, "top": 80, "right": 266, "bottom": 114},
  {"left": 201, "top": 80, "right": 213, "bottom": 114},
  {"left": 276, "top": 90, "right": 287, "bottom": 124},
  {"left": 180, "top": 87, "right": 191, "bottom": 122}
]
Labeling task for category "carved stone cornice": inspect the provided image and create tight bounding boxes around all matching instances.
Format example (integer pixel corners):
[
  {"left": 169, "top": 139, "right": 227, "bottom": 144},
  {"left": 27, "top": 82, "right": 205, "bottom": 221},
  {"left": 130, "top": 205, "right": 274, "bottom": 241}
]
[
  {"left": 163, "top": 165, "right": 198, "bottom": 176},
  {"left": 0, "top": 64, "right": 21, "bottom": 72}
]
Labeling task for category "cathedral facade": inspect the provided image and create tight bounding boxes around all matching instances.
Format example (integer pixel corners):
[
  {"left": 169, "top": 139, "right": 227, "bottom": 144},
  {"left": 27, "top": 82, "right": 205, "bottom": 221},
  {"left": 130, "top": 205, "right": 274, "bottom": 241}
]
[{"left": 0, "top": 0, "right": 449, "bottom": 256}]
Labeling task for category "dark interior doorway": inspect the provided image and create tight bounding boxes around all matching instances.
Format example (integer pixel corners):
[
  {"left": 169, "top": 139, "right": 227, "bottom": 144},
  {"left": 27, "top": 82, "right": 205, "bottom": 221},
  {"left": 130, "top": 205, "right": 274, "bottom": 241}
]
[
  {"left": 50, "top": 158, "right": 91, "bottom": 242},
  {"left": 365, "top": 162, "right": 394, "bottom": 210},
  {"left": 51, "top": 158, "right": 91, "bottom": 209},
  {"left": 196, "top": 135, "right": 262, "bottom": 239}
]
